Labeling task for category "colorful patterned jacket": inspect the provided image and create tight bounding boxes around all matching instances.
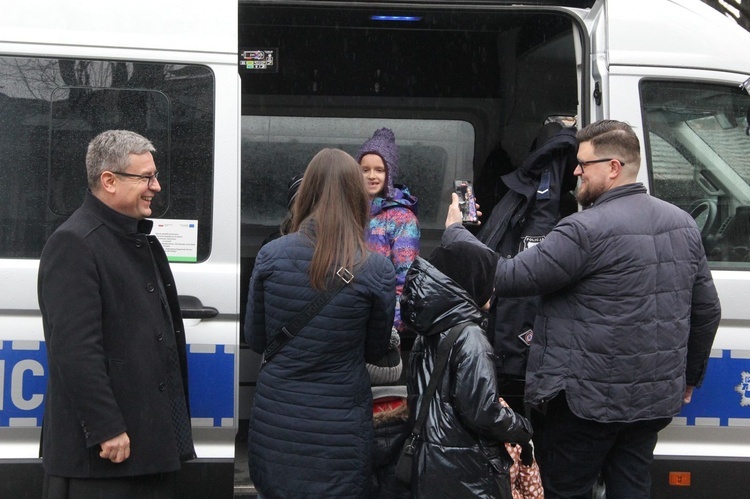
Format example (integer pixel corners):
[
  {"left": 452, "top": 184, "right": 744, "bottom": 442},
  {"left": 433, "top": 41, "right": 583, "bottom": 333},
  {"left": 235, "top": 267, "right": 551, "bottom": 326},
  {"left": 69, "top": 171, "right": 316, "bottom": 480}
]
[{"left": 367, "top": 185, "right": 420, "bottom": 333}]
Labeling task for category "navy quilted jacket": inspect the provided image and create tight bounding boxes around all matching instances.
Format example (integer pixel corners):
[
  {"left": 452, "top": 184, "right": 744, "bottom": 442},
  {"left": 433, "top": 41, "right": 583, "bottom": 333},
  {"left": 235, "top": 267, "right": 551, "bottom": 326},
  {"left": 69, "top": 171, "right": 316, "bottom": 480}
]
[
  {"left": 444, "top": 183, "right": 721, "bottom": 423},
  {"left": 245, "top": 230, "right": 396, "bottom": 498},
  {"left": 497, "top": 183, "right": 720, "bottom": 422}
]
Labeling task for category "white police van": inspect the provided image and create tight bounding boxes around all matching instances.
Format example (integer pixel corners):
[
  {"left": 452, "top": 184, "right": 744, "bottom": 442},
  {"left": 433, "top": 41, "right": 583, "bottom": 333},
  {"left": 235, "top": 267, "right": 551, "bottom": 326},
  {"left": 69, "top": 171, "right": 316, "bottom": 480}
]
[{"left": 1, "top": 0, "right": 749, "bottom": 497}]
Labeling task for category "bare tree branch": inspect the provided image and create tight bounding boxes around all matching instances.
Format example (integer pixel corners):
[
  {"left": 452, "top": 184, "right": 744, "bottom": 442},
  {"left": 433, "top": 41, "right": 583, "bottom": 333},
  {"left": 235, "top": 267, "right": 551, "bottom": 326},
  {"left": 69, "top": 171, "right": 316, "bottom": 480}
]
[{"left": 702, "top": 0, "right": 750, "bottom": 31}]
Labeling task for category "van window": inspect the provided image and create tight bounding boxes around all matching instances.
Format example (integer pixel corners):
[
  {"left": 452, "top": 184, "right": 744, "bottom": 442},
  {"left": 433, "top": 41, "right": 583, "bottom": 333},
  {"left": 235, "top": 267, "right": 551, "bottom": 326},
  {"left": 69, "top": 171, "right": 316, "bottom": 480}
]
[
  {"left": 0, "top": 56, "right": 215, "bottom": 261},
  {"left": 641, "top": 80, "right": 750, "bottom": 268},
  {"left": 241, "top": 116, "right": 474, "bottom": 230}
]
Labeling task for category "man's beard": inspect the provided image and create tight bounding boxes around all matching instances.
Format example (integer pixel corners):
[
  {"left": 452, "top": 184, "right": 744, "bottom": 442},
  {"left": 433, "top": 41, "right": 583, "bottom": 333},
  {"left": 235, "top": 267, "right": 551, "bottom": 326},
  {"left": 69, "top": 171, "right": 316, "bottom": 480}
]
[{"left": 575, "top": 181, "right": 606, "bottom": 207}]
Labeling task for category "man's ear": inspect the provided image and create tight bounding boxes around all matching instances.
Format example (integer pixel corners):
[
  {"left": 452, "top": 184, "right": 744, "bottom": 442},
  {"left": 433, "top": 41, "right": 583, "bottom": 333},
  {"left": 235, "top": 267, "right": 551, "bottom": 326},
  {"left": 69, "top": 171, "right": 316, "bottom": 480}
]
[
  {"left": 99, "top": 171, "right": 117, "bottom": 193},
  {"left": 609, "top": 159, "right": 623, "bottom": 179}
]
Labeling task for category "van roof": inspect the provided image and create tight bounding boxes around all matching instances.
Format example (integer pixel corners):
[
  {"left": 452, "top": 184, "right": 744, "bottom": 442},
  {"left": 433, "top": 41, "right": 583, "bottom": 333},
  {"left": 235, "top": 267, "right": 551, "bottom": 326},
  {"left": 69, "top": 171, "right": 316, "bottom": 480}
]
[
  {"left": 243, "top": 0, "right": 597, "bottom": 6},
  {"left": 0, "top": 0, "right": 237, "bottom": 57},
  {"left": 606, "top": 0, "right": 750, "bottom": 76}
]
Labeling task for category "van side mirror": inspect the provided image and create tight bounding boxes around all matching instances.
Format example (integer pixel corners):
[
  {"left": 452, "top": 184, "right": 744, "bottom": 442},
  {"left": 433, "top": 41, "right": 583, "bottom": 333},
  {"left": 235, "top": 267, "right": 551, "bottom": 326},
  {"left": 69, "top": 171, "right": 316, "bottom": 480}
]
[{"left": 740, "top": 76, "right": 750, "bottom": 96}]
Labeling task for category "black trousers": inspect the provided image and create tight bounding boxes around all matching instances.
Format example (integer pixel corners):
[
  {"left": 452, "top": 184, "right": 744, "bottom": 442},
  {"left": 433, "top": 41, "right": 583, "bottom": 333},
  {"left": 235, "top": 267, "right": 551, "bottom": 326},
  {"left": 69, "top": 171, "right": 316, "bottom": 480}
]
[
  {"left": 43, "top": 472, "right": 178, "bottom": 499},
  {"left": 531, "top": 394, "right": 671, "bottom": 499}
]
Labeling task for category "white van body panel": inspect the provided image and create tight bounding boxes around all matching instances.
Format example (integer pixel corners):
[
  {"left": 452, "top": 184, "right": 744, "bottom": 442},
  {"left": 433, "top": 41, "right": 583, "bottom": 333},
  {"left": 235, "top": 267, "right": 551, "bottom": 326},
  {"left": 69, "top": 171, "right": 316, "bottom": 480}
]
[
  {"left": 0, "top": 0, "right": 240, "bottom": 475},
  {"left": 586, "top": 0, "right": 750, "bottom": 121},
  {"left": 606, "top": 0, "right": 750, "bottom": 74},
  {"left": 3, "top": 0, "right": 236, "bottom": 58},
  {"left": 598, "top": 0, "right": 750, "bottom": 469}
]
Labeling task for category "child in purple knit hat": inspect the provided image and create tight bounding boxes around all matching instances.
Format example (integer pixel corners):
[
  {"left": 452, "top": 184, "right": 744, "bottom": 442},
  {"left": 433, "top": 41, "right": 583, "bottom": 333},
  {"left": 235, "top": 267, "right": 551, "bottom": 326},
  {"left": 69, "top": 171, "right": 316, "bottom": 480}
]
[
  {"left": 357, "top": 128, "right": 420, "bottom": 341},
  {"left": 359, "top": 128, "right": 417, "bottom": 498}
]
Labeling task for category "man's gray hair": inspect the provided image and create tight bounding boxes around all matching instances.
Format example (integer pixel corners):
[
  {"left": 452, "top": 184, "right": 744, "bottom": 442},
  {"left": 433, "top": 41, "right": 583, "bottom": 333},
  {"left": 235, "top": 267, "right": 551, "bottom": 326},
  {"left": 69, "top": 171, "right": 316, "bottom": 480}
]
[{"left": 86, "top": 130, "right": 156, "bottom": 189}]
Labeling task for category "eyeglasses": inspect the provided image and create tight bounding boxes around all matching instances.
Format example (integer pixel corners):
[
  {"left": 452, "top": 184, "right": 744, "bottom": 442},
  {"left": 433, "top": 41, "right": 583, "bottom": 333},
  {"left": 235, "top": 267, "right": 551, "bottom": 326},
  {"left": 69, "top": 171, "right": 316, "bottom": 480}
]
[
  {"left": 576, "top": 158, "right": 625, "bottom": 170},
  {"left": 112, "top": 170, "right": 160, "bottom": 186}
]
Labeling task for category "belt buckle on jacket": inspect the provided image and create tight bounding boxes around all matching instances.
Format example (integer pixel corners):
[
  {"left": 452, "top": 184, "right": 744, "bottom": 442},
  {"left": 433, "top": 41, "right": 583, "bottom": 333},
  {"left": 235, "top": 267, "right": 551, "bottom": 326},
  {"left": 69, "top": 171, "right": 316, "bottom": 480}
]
[{"left": 336, "top": 266, "right": 354, "bottom": 284}]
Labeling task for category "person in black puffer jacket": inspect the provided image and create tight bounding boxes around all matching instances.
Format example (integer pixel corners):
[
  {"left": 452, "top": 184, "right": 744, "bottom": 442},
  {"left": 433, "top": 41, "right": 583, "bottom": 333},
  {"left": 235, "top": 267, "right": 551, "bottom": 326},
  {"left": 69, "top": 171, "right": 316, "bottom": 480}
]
[{"left": 401, "top": 244, "right": 533, "bottom": 499}]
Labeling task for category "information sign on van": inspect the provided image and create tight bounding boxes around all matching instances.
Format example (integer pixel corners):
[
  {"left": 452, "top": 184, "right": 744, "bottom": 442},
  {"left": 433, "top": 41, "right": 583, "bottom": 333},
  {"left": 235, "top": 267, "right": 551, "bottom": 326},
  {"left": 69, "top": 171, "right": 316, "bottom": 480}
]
[
  {"left": 150, "top": 219, "right": 199, "bottom": 262},
  {"left": 239, "top": 48, "right": 278, "bottom": 72}
]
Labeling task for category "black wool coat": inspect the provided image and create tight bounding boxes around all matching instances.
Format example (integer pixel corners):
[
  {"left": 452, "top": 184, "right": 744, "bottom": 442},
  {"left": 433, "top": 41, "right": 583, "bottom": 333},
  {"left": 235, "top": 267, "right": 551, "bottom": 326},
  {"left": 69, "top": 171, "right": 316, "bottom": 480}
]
[{"left": 38, "top": 191, "right": 195, "bottom": 478}]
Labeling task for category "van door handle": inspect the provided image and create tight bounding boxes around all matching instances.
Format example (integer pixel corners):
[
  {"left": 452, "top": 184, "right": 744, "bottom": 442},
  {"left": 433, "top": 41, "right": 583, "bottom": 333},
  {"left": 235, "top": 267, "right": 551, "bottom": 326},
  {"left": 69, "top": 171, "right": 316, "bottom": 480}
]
[{"left": 178, "top": 295, "right": 219, "bottom": 319}]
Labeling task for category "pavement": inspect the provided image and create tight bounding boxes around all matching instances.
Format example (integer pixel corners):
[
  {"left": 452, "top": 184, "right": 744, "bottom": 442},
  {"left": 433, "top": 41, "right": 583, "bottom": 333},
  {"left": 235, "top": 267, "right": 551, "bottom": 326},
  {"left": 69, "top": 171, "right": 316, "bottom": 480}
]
[{"left": 234, "top": 422, "right": 257, "bottom": 498}]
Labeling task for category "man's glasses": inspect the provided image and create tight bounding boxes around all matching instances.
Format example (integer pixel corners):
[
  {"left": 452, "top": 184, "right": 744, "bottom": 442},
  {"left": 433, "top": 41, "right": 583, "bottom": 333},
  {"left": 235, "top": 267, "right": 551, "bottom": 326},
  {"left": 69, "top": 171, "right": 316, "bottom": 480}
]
[
  {"left": 575, "top": 158, "right": 625, "bottom": 170},
  {"left": 112, "top": 171, "right": 160, "bottom": 186}
]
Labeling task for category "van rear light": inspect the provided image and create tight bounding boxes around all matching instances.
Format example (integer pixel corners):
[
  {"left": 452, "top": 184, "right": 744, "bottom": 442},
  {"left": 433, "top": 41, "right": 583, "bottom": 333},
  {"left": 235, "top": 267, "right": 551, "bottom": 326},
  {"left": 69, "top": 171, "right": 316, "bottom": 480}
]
[{"left": 668, "top": 471, "right": 691, "bottom": 487}]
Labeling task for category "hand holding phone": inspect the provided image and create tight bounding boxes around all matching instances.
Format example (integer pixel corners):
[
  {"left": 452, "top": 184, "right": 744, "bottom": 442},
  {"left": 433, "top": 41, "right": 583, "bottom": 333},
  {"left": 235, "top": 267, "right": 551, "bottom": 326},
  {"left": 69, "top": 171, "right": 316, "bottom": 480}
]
[{"left": 454, "top": 179, "right": 479, "bottom": 224}]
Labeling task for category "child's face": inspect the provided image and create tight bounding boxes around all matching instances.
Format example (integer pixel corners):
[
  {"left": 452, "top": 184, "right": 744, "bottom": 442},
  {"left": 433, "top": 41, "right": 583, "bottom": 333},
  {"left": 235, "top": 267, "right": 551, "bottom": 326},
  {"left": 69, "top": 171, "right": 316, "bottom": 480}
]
[{"left": 361, "top": 154, "right": 386, "bottom": 198}]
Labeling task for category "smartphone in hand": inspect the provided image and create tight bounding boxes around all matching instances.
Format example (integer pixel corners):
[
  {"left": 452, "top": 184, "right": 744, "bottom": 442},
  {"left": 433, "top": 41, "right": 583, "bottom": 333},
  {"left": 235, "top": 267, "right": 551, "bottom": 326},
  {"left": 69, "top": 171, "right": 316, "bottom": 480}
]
[{"left": 454, "top": 179, "right": 479, "bottom": 225}]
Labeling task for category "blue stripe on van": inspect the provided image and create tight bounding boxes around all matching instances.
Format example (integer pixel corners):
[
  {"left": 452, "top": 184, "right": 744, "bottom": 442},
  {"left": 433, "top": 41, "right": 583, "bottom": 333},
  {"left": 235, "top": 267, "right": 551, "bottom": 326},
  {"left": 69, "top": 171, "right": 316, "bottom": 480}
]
[
  {"left": 187, "top": 345, "right": 235, "bottom": 426},
  {"left": 3, "top": 341, "right": 744, "bottom": 428},
  {"left": 0, "top": 340, "right": 234, "bottom": 428},
  {"left": 677, "top": 349, "right": 750, "bottom": 426},
  {"left": 0, "top": 340, "right": 46, "bottom": 427}
]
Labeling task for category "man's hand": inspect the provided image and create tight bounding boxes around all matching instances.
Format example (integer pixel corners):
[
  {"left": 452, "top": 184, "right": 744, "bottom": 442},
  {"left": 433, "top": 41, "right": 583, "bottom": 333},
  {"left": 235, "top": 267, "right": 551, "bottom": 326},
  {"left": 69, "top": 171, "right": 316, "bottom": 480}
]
[
  {"left": 683, "top": 385, "right": 695, "bottom": 404},
  {"left": 446, "top": 193, "right": 482, "bottom": 228},
  {"left": 446, "top": 193, "right": 464, "bottom": 228},
  {"left": 99, "top": 432, "right": 130, "bottom": 463}
]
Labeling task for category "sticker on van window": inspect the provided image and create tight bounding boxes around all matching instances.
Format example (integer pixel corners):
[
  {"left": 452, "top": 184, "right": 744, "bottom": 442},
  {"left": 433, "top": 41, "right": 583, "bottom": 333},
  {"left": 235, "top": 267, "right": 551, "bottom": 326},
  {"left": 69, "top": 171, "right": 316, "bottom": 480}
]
[
  {"left": 150, "top": 219, "right": 198, "bottom": 262},
  {"left": 239, "top": 48, "right": 278, "bottom": 72}
]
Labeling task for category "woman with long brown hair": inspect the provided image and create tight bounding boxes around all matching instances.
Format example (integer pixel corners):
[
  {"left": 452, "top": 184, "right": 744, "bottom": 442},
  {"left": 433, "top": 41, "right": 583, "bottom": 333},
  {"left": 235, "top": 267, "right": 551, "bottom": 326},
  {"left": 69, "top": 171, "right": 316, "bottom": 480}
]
[{"left": 245, "top": 148, "right": 396, "bottom": 498}]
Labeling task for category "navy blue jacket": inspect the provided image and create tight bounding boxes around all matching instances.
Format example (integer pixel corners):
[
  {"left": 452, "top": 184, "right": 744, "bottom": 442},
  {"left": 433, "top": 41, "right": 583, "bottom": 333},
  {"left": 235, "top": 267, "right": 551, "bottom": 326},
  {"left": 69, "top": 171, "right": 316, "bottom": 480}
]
[
  {"left": 447, "top": 183, "right": 722, "bottom": 423},
  {"left": 245, "top": 229, "right": 396, "bottom": 498}
]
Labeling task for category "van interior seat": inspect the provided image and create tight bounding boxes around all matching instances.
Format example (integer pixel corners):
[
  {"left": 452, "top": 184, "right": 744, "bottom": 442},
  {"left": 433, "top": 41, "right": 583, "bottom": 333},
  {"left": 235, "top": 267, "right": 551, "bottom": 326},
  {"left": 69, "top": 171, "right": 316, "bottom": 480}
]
[{"left": 719, "top": 205, "right": 750, "bottom": 261}]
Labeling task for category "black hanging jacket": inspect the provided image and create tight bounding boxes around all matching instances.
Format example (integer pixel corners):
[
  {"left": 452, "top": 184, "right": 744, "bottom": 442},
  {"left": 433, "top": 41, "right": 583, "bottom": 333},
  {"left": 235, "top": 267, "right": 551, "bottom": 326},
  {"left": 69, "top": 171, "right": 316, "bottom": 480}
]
[{"left": 475, "top": 128, "right": 578, "bottom": 378}]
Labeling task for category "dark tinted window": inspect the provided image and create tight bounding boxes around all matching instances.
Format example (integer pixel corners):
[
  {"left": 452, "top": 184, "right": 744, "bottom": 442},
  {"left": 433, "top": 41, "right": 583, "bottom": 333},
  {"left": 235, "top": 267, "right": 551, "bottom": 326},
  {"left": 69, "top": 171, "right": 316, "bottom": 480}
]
[
  {"left": 240, "top": 116, "right": 473, "bottom": 230},
  {"left": 0, "top": 57, "right": 215, "bottom": 260}
]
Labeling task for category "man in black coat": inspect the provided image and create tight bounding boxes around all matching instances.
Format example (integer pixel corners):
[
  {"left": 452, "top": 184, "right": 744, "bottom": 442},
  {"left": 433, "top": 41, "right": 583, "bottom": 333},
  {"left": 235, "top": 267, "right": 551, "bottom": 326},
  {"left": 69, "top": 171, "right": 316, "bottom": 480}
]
[
  {"left": 38, "top": 130, "right": 195, "bottom": 498},
  {"left": 444, "top": 120, "right": 721, "bottom": 499}
]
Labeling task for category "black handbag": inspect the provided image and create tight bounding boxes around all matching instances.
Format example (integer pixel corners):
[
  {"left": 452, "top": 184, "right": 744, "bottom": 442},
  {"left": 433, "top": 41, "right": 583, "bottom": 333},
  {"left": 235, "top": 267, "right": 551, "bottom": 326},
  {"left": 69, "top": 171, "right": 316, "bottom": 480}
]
[{"left": 394, "top": 322, "right": 470, "bottom": 485}]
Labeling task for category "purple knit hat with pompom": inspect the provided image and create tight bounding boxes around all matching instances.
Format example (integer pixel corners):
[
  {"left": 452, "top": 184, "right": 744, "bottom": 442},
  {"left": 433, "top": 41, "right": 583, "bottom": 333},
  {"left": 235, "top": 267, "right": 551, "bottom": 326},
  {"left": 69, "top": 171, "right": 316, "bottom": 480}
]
[{"left": 356, "top": 128, "right": 399, "bottom": 197}]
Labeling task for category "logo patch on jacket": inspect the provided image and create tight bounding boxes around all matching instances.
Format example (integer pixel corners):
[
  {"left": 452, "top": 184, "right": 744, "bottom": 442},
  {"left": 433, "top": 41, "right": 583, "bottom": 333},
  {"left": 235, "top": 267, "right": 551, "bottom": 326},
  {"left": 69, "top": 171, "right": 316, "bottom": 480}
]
[
  {"left": 519, "top": 235, "right": 545, "bottom": 252},
  {"left": 518, "top": 329, "right": 534, "bottom": 346},
  {"left": 537, "top": 171, "right": 551, "bottom": 200}
]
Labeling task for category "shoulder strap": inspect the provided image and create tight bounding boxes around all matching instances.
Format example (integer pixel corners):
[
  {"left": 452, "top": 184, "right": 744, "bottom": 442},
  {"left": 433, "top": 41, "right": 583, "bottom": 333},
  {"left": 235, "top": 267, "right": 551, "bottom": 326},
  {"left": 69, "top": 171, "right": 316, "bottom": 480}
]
[
  {"left": 262, "top": 264, "right": 355, "bottom": 365},
  {"left": 411, "top": 322, "right": 471, "bottom": 438}
]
